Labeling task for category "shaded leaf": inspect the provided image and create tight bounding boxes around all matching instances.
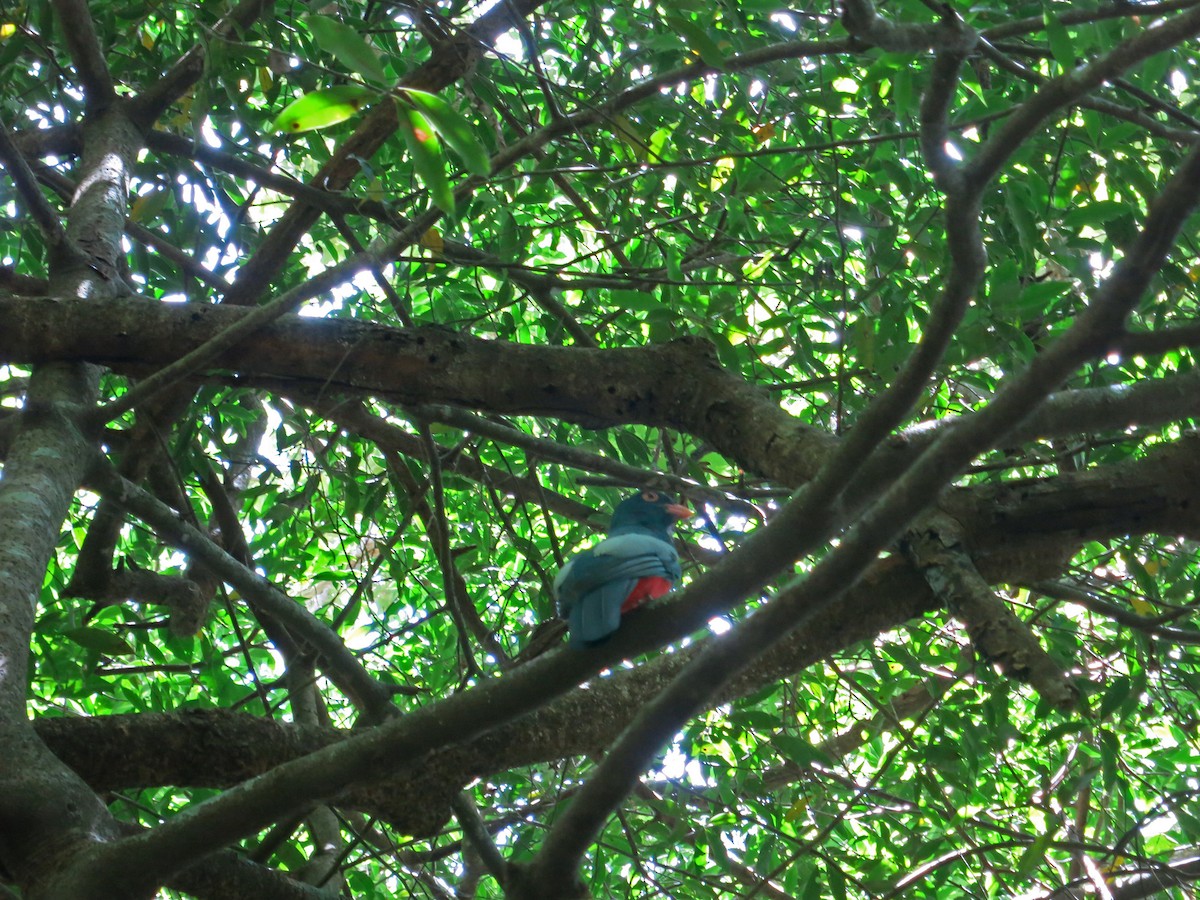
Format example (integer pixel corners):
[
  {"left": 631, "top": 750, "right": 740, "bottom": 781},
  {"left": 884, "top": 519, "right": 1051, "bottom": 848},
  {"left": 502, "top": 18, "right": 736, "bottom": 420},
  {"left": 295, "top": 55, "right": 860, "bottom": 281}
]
[
  {"left": 307, "top": 14, "right": 390, "bottom": 85},
  {"left": 63, "top": 627, "right": 136, "bottom": 657},
  {"left": 1044, "top": 12, "right": 1074, "bottom": 70},
  {"left": 666, "top": 13, "right": 726, "bottom": 69}
]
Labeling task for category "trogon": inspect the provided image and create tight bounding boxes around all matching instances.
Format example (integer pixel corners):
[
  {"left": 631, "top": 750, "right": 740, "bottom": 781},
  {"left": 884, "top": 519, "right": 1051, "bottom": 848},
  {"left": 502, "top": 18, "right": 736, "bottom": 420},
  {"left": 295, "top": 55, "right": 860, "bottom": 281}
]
[{"left": 554, "top": 490, "right": 691, "bottom": 647}]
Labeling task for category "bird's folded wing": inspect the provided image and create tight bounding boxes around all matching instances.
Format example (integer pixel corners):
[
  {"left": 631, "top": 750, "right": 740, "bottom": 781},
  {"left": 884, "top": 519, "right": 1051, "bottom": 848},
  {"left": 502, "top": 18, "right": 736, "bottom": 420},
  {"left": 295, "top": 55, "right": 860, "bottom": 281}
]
[
  {"left": 594, "top": 533, "right": 680, "bottom": 576},
  {"left": 568, "top": 577, "right": 638, "bottom": 643},
  {"left": 555, "top": 534, "right": 679, "bottom": 604}
]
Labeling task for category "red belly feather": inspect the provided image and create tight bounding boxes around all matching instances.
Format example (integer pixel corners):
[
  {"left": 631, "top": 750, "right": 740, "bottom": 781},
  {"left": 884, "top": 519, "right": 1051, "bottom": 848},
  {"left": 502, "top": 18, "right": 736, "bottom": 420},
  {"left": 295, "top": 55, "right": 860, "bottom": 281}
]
[{"left": 620, "top": 576, "right": 673, "bottom": 614}]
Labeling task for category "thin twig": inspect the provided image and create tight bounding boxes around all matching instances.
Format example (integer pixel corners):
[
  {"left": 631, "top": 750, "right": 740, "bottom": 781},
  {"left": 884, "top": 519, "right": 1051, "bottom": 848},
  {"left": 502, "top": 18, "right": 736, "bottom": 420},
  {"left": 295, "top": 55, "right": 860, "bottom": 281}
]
[
  {"left": 982, "top": 0, "right": 1200, "bottom": 42},
  {"left": 416, "top": 405, "right": 696, "bottom": 494},
  {"left": 450, "top": 792, "right": 508, "bottom": 885}
]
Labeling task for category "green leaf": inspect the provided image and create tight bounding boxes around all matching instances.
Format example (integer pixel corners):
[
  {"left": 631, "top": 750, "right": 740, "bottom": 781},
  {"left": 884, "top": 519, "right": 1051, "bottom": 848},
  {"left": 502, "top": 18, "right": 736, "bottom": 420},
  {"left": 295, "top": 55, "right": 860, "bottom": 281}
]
[
  {"left": 665, "top": 14, "right": 726, "bottom": 69},
  {"left": 705, "top": 828, "right": 732, "bottom": 870},
  {"left": 1098, "top": 676, "right": 1133, "bottom": 720},
  {"left": 825, "top": 860, "right": 848, "bottom": 900},
  {"left": 1060, "top": 200, "right": 1128, "bottom": 230},
  {"left": 398, "top": 105, "right": 455, "bottom": 215},
  {"left": 1012, "top": 281, "right": 1071, "bottom": 317},
  {"left": 130, "top": 188, "right": 172, "bottom": 224},
  {"left": 614, "top": 429, "right": 649, "bottom": 464},
  {"left": 402, "top": 89, "right": 491, "bottom": 176},
  {"left": 307, "top": 14, "right": 390, "bottom": 85},
  {"left": 773, "top": 734, "right": 833, "bottom": 767},
  {"left": 1015, "top": 831, "right": 1053, "bottom": 877},
  {"left": 0, "top": 30, "right": 26, "bottom": 72},
  {"left": 62, "top": 626, "right": 136, "bottom": 657},
  {"left": 1004, "top": 183, "right": 1042, "bottom": 261},
  {"left": 272, "top": 86, "right": 373, "bottom": 133},
  {"left": 1043, "top": 12, "right": 1074, "bottom": 70}
]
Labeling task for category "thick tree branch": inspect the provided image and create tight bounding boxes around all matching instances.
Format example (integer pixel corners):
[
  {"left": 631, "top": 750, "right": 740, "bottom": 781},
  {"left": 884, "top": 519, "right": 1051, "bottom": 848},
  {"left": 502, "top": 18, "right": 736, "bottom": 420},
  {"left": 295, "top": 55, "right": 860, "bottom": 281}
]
[
  {"left": 0, "top": 103, "right": 143, "bottom": 890},
  {"left": 49, "top": 0, "right": 115, "bottom": 110},
  {"left": 0, "top": 266, "right": 48, "bottom": 295},
  {"left": 0, "top": 301, "right": 835, "bottom": 487},
  {"left": 7, "top": 292, "right": 1200, "bottom": 506},
  {"left": 71, "top": 567, "right": 207, "bottom": 637},
  {"left": 842, "top": 0, "right": 974, "bottom": 54},
  {"left": 166, "top": 844, "right": 338, "bottom": 900},
  {"left": 903, "top": 513, "right": 1079, "bottom": 710},
  {"left": 919, "top": 43, "right": 973, "bottom": 190}
]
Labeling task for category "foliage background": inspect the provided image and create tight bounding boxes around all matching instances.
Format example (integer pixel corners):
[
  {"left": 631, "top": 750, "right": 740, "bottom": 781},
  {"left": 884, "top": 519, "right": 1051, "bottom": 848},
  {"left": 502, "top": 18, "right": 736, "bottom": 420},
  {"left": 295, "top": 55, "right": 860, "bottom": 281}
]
[{"left": 1, "top": 0, "right": 1200, "bottom": 898}]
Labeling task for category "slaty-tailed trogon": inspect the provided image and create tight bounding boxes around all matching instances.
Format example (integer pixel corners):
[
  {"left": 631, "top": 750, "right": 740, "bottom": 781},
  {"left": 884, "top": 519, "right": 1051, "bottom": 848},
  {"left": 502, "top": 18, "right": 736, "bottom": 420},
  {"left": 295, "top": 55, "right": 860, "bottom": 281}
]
[{"left": 554, "top": 490, "right": 690, "bottom": 647}]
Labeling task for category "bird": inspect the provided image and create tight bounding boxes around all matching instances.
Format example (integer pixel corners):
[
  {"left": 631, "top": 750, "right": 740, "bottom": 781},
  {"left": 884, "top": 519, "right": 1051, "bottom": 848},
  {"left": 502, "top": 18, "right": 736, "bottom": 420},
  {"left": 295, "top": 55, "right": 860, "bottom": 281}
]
[{"left": 554, "top": 490, "right": 691, "bottom": 647}]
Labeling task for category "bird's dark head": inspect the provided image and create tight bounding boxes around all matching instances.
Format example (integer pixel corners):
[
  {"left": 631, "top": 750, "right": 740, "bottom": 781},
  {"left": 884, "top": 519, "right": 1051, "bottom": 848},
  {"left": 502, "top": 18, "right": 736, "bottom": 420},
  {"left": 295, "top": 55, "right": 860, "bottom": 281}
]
[{"left": 609, "top": 490, "right": 691, "bottom": 539}]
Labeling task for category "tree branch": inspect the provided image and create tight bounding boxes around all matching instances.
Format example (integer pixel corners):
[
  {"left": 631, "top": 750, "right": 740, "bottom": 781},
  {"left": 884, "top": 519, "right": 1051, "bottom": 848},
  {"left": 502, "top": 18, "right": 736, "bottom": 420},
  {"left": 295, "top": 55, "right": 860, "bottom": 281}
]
[
  {"left": 0, "top": 265, "right": 48, "bottom": 295},
  {"left": 1116, "top": 321, "right": 1200, "bottom": 355},
  {"left": 897, "top": 368, "right": 1200, "bottom": 452},
  {"left": 967, "top": 6, "right": 1200, "bottom": 188},
  {"left": 0, "top": 303, "right": 836, "bottom": 487},
  {"left": 0, "top": 115, "right": 66, "bottom": 244},
  {"left": 903, "top": 513, "right": 1079, "bottom": 709},
  {"left": 0, "top": 95, "right": 145, "bottom": 888},
  {"left": 86, "top": 455, "right": 397, "bottom": 720},
  {"left": 842, "top": 0, "right": 974, "bottom": 54},
  {"left": 450, "top": 792, "right": 509, "bottom": 887},
  {"left": 1033, "top": 580, "right": 1200, "bottom": 646},
  {"left": 415, "top": 405, "right": 697, "bottom": 494},
  {"left": 129, "top": 0, "right": 275, "bottom": 127},
  {"left": 49, "top": 0, "right": 115, "bottom": 110},
  {"left": 982, "top": 0, "right": 1200, "bottom": 42}
]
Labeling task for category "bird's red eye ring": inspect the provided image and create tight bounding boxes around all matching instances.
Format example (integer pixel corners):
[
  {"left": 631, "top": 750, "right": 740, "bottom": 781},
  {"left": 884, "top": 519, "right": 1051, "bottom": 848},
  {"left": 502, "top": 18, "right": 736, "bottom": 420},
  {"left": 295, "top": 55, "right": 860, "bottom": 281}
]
[{"left": 643, "top": 490, "right": 659, "bottom": 501}]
